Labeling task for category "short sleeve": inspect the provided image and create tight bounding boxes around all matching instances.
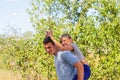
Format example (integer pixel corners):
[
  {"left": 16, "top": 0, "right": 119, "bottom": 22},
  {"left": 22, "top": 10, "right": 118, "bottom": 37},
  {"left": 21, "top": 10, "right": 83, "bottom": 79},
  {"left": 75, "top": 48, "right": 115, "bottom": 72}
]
[{"left": 61, "top": 51, "right": 79, "bottom": 65}]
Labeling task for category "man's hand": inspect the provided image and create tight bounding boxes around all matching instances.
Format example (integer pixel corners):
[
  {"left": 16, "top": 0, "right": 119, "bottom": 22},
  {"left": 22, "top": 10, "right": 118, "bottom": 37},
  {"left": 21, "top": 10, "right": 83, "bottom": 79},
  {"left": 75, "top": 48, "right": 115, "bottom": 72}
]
[{"left": 74, "top": 61, "right": 84, "bottom": 80}]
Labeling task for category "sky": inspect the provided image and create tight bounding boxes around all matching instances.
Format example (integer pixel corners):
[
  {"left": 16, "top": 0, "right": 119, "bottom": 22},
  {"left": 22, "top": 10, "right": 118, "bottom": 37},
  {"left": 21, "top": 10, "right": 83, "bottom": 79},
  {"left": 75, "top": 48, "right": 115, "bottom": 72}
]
[
  {"left": 0, "top": 0, "right": 35, "bottom": 36},
  {"left": 0, "top": 0, "right": 99, "bottom": 36}
]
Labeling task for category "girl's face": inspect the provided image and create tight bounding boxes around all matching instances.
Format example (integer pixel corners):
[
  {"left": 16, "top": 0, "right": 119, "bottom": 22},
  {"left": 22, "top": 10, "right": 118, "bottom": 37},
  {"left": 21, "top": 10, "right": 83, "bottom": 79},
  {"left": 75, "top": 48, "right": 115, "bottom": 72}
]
[{"left": 61, "top": 37, "right": 72, "bottom": 46}]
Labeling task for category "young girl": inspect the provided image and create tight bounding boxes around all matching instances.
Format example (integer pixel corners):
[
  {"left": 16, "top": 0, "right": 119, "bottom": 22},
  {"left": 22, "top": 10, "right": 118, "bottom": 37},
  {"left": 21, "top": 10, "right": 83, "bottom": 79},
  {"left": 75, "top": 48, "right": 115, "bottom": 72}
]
[{"left": 46, "top": 30, "right": 91, "bottom": 80}]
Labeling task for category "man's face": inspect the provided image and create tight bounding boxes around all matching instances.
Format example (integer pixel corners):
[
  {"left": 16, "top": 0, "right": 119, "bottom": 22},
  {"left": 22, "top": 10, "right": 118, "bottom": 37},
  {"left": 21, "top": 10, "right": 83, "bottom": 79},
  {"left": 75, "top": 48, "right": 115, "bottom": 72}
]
[
  {"left": 44, "top": 42, "right": 56, "bottom": 55},
  {"left": 61, "top": 37, "right": 72, "bottom": 46}
]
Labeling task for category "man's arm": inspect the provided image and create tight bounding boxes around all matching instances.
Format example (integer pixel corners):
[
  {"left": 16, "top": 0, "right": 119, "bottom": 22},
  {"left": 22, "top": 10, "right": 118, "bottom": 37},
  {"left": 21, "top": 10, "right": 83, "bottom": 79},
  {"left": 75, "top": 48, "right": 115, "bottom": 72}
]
[
  {"left": 74, "top": 61, "right": 84, "bottom": 80},
  {"left": 61, "top": 51, "right": 84, "bottom": 80}
]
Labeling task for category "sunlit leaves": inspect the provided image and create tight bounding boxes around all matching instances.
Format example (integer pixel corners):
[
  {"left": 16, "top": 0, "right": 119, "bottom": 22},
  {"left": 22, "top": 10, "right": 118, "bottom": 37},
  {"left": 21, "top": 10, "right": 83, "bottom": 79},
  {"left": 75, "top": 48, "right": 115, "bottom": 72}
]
[{"left": 0, "top": 0, "right": 120, "bottom": 80}]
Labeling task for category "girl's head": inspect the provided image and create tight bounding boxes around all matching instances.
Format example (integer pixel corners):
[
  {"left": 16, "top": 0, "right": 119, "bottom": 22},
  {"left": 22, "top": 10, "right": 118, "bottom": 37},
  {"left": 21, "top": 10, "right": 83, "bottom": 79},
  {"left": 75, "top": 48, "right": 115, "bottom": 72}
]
[{"left": 60, "top": 34, "right": 73, "bottom": 46}]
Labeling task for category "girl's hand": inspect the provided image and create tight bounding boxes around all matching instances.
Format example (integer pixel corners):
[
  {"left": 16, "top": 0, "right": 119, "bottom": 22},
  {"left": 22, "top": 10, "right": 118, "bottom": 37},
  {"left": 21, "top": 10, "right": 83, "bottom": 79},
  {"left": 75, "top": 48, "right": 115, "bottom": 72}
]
[
  {"left": 45, "top": 31, "right": 49, "bottom": 37},
  {"left": 45, "top": 30, "right": 53, "bottom": 38}
]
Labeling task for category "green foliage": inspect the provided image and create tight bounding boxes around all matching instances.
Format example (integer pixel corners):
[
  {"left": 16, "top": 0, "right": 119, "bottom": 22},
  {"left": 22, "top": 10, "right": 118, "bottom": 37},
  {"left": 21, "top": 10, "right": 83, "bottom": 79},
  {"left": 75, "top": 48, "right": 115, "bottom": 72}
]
[{"left": 0, "top": 0, "right": 120, "bottom": 80}]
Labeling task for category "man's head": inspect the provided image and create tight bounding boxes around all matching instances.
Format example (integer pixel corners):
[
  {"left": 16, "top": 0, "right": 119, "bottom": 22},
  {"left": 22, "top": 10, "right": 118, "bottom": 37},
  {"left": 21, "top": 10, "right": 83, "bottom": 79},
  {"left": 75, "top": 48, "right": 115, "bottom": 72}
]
[
  {"left": 43, "top": 37, "right": 57, "bottom": 55},
  {"left": 60, "top": 34, "right": 73, "bottom": 46}
]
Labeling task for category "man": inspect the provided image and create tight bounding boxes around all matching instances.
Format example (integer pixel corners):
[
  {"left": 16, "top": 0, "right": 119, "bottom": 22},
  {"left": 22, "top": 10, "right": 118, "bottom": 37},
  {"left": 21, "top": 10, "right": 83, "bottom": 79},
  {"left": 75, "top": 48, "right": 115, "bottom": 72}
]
[{"left": 43, "top": 37, "right": 84, "bottom": 80}]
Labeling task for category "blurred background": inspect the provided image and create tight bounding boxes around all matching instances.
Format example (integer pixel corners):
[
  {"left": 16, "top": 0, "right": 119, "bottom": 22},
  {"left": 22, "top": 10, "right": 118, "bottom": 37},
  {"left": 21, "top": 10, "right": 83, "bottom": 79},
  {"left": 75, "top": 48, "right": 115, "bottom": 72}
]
[{"left": 0, "top": 0, "right": 120, "bottom": 80}]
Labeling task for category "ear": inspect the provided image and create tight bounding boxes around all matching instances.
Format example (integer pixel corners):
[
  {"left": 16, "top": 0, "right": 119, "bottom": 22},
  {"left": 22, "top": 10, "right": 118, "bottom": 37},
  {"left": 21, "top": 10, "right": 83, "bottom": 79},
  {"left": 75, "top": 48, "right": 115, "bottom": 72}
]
[{"left": 70, "top": 39, "right": 73, "bottom": 42}]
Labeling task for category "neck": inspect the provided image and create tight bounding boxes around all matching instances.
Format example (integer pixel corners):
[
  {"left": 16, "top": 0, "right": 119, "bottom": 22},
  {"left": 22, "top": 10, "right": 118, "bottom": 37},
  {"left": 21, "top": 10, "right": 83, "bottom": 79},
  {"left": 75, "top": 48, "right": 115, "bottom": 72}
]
[{"left": 54, "top": 47, "right": 59, "bottom": 55}]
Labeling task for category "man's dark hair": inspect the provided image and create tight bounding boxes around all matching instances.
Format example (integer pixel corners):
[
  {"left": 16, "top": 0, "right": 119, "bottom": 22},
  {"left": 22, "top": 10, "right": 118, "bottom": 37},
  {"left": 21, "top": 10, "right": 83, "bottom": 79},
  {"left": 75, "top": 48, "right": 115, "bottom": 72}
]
[
  {"left": 60, "top": 34, "right": 72, "bottom": 43},
  {"left": 43, "top": 36, "right": 55, "bottom": 45}
]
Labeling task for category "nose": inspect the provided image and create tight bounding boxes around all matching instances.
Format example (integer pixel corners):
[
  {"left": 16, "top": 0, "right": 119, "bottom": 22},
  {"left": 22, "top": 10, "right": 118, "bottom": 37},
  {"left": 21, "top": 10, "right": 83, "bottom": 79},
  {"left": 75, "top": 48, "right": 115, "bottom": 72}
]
[{"left": 62, "top": 41, "right": 65, "bottom": 46}]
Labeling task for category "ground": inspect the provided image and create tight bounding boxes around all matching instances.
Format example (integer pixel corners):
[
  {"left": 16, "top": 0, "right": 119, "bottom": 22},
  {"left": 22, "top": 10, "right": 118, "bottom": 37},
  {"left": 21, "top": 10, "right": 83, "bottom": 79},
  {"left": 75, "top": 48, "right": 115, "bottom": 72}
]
[{"left": 0, "top": 69, "right": 21, "bottom": 80}]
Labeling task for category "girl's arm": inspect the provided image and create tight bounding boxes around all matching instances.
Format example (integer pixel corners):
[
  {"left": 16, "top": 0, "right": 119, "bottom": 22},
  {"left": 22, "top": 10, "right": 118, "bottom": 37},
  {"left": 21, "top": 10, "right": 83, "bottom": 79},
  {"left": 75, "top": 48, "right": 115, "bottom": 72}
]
[
  {"left": 51, "top": 36, "right": 73, "bottom": 51},
  {"left": 47, "top": 30, "right": 74, "bottom": 51}
]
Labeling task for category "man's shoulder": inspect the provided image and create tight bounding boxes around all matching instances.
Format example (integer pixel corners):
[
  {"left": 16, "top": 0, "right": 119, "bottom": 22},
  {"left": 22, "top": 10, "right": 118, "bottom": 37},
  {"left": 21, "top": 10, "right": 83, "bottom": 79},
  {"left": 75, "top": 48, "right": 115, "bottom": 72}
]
[
  {"left": 55, "top": 51, "right": 72, "bottom": 63},
  {"left": 57, "top": 51, "right": 69, "bottom": 57},
  {"left": 59, "top": 51, "right": 79, "bottom": 65},
  {"left": 58, "top": 51, "right": 77, "bottom": 60},
  {"left": 57, "top": 51, "right": 72, "bottom": 58},
  {"left": 58, "top": 51, "right": 71, "bottom": 54}
]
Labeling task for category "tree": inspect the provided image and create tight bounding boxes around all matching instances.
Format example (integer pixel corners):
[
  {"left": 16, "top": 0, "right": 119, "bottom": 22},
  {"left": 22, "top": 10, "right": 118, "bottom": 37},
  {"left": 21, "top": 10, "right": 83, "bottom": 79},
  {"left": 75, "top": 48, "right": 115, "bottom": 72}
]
[{"left": 27, "top": 0, "right": 120, "bottom": 79}]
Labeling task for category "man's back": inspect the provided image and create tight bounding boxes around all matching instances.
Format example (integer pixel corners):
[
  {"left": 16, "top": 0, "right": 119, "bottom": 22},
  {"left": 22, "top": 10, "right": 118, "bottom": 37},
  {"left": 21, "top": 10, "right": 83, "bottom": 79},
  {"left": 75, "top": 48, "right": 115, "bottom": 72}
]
[{"left": 54, "top": 51, "right": 79, "bottom": 80}]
